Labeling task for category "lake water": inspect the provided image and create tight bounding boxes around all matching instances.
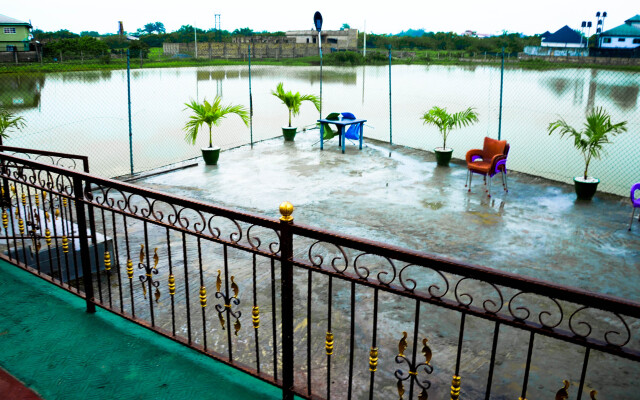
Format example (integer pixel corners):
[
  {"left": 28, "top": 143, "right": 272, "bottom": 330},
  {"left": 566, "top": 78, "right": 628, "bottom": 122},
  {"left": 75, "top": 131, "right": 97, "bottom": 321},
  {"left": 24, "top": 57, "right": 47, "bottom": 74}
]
[{"left": 1, "top": 64, "right": 638, "bottom": 195}]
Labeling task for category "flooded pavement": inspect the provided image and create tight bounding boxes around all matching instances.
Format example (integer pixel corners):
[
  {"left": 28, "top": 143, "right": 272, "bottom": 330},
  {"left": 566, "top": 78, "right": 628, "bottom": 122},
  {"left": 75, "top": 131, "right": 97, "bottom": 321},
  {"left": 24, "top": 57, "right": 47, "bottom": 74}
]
[
  {"left": 76, "top": 130, "right": 640, "bottom": 400},
  {"left": 136, "top": 131, "right": 640, "bottom": 302}
]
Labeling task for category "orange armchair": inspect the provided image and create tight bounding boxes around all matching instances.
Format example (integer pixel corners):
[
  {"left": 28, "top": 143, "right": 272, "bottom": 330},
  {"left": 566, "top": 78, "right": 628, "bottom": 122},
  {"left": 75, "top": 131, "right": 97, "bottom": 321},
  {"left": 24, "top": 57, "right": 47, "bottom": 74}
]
[{"left": 465, "top": 137, "right": 510, "bottom": 196}]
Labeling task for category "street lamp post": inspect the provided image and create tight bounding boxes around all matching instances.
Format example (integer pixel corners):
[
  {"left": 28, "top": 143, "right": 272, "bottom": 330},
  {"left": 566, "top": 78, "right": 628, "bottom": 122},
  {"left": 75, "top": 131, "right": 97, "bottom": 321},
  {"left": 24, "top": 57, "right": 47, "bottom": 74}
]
[
  {"left": 595, "top": 11, "right": 607, "bottom": 47},
  {"left": 314, "top": 12, "right": 323, "bottom": 119}
]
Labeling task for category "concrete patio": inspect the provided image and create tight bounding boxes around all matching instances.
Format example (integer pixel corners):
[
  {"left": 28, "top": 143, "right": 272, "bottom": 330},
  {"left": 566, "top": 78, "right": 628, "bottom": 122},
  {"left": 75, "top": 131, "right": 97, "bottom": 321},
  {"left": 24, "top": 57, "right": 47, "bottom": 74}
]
[{"left": 136, "top": 131, "right": 640, "bottom": 302}]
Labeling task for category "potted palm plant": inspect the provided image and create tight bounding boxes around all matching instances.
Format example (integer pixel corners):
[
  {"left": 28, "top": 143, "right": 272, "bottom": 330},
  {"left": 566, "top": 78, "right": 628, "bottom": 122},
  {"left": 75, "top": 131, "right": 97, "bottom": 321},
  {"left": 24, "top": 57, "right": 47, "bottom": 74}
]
[
  {"left": 0, "top": 107, "right": 26, "bottom": 141},
  {"left": 183, "top": 97, "right": 249, "bottom": 165},
  {"left": 548, "top": 107, "right": 627, "bottom": 201},
  {"left": 421, "top": 106, "right": 479, "bottom": 166},
  {"left": 272, "top": 82, "right": 320, "bottom": 141}
]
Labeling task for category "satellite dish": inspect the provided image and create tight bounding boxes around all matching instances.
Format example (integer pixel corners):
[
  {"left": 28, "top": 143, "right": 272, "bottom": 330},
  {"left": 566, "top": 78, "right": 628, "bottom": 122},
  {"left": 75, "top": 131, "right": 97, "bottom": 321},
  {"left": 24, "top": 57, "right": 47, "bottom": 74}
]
[{"left": 314, "top": 12, "right": 323, "bottom": 31}]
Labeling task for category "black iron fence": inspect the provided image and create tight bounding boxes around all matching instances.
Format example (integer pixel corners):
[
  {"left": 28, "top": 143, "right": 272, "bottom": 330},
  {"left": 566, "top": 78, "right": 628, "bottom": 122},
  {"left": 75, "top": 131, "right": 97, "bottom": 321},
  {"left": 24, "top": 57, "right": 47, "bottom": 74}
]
[{"left": 1, "top": 149, "right": 639, "bottom": 399}]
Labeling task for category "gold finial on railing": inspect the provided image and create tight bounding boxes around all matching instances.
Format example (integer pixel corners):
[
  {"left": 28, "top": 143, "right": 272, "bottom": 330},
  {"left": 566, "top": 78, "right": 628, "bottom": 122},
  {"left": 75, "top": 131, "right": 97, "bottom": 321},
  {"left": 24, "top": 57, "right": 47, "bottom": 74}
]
[
  {"left": 42, "top": 191, "right": 47, "bottom": 201},
  {"left": 325, "top": 331, "right": 334, "bottom": 355},
  {"left": 45, "top": 211, "right": 50, "bottom": 221},
  {"left": 369, "top": 347, "right": 378, "bottom": 372},
  {"left": 14, "top": 207, "right": 19, "bottom": 218},
  {"left": 590, "top": 390, "right": 597, "bottom": 399},
  {"left": 21, "top": 193, "right": 26, "bottom": 206},
  {"left": 34, "top": 193, "right": 40, "bottom": 207},
  {"left": 398, "top": 331, "right": 408, "bottom": 357},
  {"left": 62, "top": 197, "right": 67, "bottom": 207},
  {"left": 252, "top": 306, "right": 260, "bottom": 328},
  {"left": 216, "top": 269, "right": 222, "bottom": 292},
  {"left": 54, "top": 208, "right": 60, "bottom": 220},
  {"left": 279, "top": 201, "right": 294, "bottom": 223},
  {"left": 153, "top": 248, "right": 159, "bottom": 269},
  {"left": 2, "top": 210, "right": 7, "bottom": 230},
  {"left": 61, "top": 235, "right": 69, "bottom": 253},
  {"left": 450, "top": 375, "right": 461, "bottom": 400},
  {"left": 234, "top": 318, "right": 241, "bottom": 336},
  {"left": 218, "top": 312, "right": 226, "bottom": 329},
  {"left": 104, "top": 251, "right": 111, "bottom": 271},
  {"left": 199, "top": 286, "right": 207, "bottom": 307},
  {"left": 168, "top": 274, "right": 176, "bottom": 296},
  {"left": 45, "top": 228, "right": 51, "bottom": 246},
  {"left": 127, "top": 259, "right": 133, "bottom": 279},
  {"left": 18, "top": 218, "right": 24, "bottom": 235},
  {"left": 555, "top": 380, "right": 570, "bottom": 400}
]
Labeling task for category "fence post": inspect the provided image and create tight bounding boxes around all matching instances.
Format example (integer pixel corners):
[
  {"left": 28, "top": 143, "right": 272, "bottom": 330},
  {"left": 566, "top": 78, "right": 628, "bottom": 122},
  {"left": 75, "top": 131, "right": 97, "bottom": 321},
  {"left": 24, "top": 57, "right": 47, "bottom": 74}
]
[
  {"left": 279, "top": 201, "right": 295, "bottom": 400},
  {"left": 388, "top": 45, "right": 392, "bottom": 146},
  {"left": 73, "top": 176, "right": 96, "bottom": 313},
  {"left": 248, "top": 45, "right": 253, "bottom": 148},
  {"left": 498, "top": 46, "right": 504, "bottom": 141},
  {"left": 127, "top": 49, "right": 134, "bottom": 175}
]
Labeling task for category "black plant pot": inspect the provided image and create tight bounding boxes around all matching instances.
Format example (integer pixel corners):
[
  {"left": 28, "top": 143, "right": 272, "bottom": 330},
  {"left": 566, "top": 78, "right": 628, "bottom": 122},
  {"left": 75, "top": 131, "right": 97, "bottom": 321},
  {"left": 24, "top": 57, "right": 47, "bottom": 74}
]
[
  {"left": 434, "top": 147, "right": 453, "bottom": 166},
  {"left": 573, "top": 177, "right": 600, "bottom": 201}
]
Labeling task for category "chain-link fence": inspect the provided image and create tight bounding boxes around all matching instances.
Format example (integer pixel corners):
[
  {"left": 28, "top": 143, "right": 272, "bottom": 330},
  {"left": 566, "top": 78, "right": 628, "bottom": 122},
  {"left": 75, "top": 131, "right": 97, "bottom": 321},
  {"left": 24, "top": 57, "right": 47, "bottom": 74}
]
[{"left": 1, "top": 46, "right": 638, "bottom": 196}]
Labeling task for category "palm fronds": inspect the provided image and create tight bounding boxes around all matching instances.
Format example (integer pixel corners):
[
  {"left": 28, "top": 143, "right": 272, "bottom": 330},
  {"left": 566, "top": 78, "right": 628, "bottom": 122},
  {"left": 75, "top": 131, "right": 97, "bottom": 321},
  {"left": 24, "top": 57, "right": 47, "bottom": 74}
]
[
  {"left": 421, "top": 106, "right": 478, "bottom": 149},
  {"left": 272, "top": 82, "right": 320, "bottom": 127},
  {"left": 0, "top": 108, "right": 26, "bottom": 139},
  {"left": 548, "top": 107, "right": 627, "bottom": 179},
  {"left": 183, "top": 97, "right": 249, "bottom": 147}
]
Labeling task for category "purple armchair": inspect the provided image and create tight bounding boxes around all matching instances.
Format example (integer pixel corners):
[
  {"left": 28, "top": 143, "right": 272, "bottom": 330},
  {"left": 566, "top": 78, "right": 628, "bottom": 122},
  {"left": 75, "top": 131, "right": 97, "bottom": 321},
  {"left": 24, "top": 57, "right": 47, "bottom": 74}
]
[{"left": 630, "top": 183, "right": 640, "bottom": 231}]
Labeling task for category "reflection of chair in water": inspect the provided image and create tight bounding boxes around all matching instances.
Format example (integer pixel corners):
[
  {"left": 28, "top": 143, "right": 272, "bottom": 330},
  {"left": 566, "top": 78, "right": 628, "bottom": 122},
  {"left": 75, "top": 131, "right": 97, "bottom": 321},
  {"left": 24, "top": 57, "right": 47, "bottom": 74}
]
[
  {"left": 465, "top": 137, "right": 510, "bottom": 197},
  {"left": 629, "top": 183, "right": 640, "bottom": 231}
]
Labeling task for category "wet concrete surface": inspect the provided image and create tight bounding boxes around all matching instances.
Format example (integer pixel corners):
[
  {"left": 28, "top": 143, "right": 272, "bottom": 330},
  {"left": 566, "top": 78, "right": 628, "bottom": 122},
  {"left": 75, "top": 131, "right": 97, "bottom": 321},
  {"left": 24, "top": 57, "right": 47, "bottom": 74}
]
[{"left": 137, "top": 131, "right": 640, "bottom": 302}]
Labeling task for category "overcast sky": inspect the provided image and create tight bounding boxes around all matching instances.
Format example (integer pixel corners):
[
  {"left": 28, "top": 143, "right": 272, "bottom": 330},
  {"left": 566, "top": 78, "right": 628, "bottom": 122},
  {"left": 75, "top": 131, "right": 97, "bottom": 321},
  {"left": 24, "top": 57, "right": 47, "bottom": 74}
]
[{"left": 4, "top": 1, "right": 638, "bottom": 36}]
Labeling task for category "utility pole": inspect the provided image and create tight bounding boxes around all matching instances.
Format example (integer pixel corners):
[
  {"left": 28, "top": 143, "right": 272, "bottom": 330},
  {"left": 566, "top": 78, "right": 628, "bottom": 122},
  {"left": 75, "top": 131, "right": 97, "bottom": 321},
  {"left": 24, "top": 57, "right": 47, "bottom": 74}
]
[{"left": 194, "top": 23, "right": 198, "bottom": 58}]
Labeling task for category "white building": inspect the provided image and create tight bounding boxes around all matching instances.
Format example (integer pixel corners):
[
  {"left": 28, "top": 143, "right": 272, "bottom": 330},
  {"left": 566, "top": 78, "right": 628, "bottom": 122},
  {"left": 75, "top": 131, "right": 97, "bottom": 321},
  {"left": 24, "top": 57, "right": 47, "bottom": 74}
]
[
  {"left": 599, "top": 15, "right": 640, "bottom": 49},
  {"left": 285, "top": 29, "right": 358, "bottom": 51}
]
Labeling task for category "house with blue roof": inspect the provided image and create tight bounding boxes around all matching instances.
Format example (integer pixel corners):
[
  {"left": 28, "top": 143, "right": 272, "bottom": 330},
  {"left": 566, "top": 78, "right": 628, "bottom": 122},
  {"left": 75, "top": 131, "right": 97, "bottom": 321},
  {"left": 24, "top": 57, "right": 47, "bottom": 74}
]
[
  {"left": 541, "top": 25, "right": 585, "bottom": 48},
  {"left": 599, "top": 15, "right": 640, "bottom": 49}
]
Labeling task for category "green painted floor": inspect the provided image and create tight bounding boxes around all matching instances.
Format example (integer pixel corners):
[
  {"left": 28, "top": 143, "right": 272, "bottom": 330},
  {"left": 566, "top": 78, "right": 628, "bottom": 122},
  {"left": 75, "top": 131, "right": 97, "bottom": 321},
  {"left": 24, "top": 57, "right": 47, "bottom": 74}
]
[{"left": 0, "top": 260, "right": 282, "bottom": 400}]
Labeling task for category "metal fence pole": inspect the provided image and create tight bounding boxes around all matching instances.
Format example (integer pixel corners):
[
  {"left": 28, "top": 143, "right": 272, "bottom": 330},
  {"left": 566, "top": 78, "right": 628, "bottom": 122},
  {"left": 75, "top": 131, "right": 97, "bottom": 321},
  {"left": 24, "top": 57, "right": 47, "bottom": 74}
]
[
  {"left": 248, "top": 45, "right": 253, "bottom": 148},
  {"left": 388, "top": 45, "right": 392, "bottom": 146},
  {"left": 319, "top": 33, "right": 323, "bottom": 119},
  {"left": 498, "top": 47, "right": 504, "bottom": 141},
  {"left": 127, "top": 49, "right": 134, "bottom": 175},
  {"left": 279, "top": 202, "right": 295, "bottom": 400},
  {"left": 73, "top": 176, "right": 96, "bottom": 313}
]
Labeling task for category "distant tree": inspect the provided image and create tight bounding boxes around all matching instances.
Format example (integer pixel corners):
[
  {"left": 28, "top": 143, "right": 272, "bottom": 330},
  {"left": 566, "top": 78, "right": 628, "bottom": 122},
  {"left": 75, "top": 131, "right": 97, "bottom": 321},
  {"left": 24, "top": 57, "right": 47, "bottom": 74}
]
[
  {"left": 32, "top": 29, "right": 79, "bottom": 41},
  {"left": 44, "top": 36, "right": 109, "bottom": 57},
  {"left": 143, "top": 22, "right": 166, "bottom": 34},
  {"left": 341, "top": 23, "right": 351, "bottom": 30},
  {"left": 232, "top": 28, "right": 254, "bottom": 36},
  {"left": 80, "top": 31, "right": 100, "bottom": 37},
  {"left": 128, "top": 40, "right": 150, "bottom": 58}
]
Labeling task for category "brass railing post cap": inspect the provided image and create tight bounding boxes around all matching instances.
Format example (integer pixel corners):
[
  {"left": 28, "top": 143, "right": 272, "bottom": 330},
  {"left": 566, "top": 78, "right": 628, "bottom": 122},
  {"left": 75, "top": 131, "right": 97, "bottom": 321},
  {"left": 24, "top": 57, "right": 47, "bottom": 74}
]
[{"left": 279, "top": 201, "right": 294, "bottom": 222}]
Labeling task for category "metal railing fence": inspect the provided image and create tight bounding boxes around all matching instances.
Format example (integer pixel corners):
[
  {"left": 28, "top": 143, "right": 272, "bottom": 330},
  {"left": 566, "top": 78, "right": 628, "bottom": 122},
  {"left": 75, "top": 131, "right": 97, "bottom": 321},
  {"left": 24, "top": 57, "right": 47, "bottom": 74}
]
[{"left": 0, "top": 149, "right": 639, "bottom": 399}]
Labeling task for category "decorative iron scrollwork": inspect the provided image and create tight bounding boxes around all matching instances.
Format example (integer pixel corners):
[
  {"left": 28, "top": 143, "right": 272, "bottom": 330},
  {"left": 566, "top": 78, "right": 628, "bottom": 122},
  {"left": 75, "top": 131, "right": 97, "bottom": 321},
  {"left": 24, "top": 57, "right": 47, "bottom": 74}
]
[
  {"left": 138, "top": 245, "right": 160, "bottom": 302},
  {"left": 214, "top": 269, "right": 242, "bottom": 335},
  {"left": 395, "top": 332, "right": 433, "bottom": 399}
]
